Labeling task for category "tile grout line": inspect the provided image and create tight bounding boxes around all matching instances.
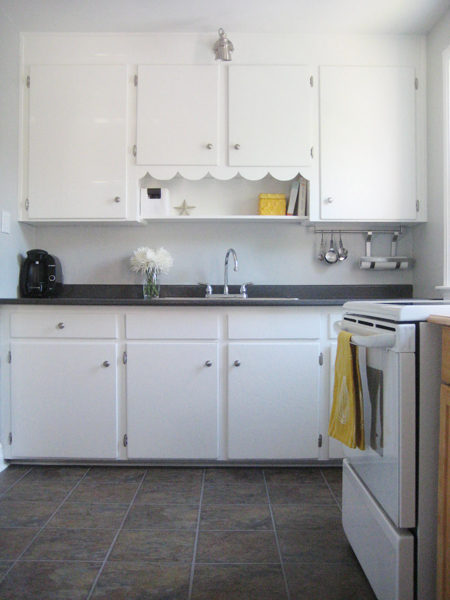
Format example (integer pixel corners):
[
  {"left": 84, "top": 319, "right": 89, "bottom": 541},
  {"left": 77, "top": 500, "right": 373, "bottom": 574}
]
[
  {"left": 262, "top": 470, "right": 291, "bottom": 600},
  {"left": 0, "top": 467, "right": 33, "bottom": 499},
  {"left": 187, "top": 469, "right": 206, "bottom": 600},
  {"left": 0, "top": 466, "right": 92, "bottom": 585},
  {"left": 319, "top": 469, "right": 342, "bottom": 511},
  {"left": 85, "top": 469, "right": 149, "bottom": 600}
]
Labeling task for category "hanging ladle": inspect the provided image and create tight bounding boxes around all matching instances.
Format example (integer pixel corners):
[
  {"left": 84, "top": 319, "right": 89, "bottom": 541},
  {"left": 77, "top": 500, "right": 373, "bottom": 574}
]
[
  {"left": 338, "top": 232, "right": 348, "bottom": 261},
  {"left": 325, "top": 232, "right": 338, "bottom": 264},
  {"left": 318, "top": 232, "right": 325, "bottom": 261}
]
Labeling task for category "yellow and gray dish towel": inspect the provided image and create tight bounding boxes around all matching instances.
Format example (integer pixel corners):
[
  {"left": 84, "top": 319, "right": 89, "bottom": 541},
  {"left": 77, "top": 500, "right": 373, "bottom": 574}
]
[{"left": 328, "top": 330, "right": 365, "bottom": 450}]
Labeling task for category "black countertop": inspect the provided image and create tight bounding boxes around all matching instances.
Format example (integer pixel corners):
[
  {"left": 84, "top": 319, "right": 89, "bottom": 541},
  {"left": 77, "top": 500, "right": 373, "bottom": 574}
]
[{"left": 0, "top": 284, "right": 413, "bottom": 307}]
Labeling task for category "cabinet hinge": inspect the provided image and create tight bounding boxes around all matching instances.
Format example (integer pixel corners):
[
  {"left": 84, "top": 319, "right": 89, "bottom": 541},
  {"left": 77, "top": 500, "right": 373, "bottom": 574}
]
[
  {"left": 415, "top": 78, "right": 419, "bottom": 90},
  {"left": 310, "top": 147, "right": 314, "bottom": 159},
  {"left": 7, "top": 351, "right": 11, "bottom": 364},
  {"left": 25, "top": 199, "right": 29, "bottom": 211},
  {"left": 123, "top": 434, "right": 128, "bottom": 447},
  {"left": 318, "top": 434, "right": 323, "bottom": 448},
  {"left": 134, "top": 75, "right": 138, "bottom": 86},
  {"left": 132, "top": 145, "right": 137, "bottom": 157},
  {"left": 123, "top": 351, "right": 128, "bottom": 364},
  {"left": 8, "top": 432, "right": 12, "bottom": 445},
  {"left": 310, "top": 75, "right": 313, "bottom": 87},
  {"left": 319, "top": 352, "right": 323, "bottom": 366},
  {"left": 416, "top": 200, "right": 420, "bottom": 212},
  {"left": 26, "top": 75, "right": 30, "bottom": 88}
]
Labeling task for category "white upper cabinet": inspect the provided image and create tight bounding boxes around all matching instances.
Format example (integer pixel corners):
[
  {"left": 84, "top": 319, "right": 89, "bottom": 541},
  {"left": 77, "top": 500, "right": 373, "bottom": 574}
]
[
  {"left": 319, "top": 66, "right": 417, "bottom": 221},
  {"left": 27, "top": 65, "right": 128, "bottom": 220},
  {"left": 228, "top": 66, "right": 312, "bottom": 167},
  {"left": 135, "top": 64, "right": 312, "bottom": 173},
  {"left": 136, "top": 65, "right": 219, "bottom": 166}
]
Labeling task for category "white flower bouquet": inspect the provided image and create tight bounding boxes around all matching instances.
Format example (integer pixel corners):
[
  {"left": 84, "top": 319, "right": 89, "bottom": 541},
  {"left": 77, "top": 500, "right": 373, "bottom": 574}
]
[{"left": 130, "top": 247, "right": 173, "bottom": 298}]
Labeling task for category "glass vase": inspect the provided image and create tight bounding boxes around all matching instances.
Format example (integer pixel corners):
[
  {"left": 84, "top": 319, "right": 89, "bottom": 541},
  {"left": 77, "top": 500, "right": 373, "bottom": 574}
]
[{"left": 143, "top": 269, "right": 160, "bottom": 299}]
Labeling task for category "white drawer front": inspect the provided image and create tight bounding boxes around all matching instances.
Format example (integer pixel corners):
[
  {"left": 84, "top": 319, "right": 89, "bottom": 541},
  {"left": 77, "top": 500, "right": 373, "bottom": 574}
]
[
  {"left": 228, "top": 313, "right": 320, "bottom": 339},
  {"left": 126, "top": 311, "right": 219, "bottom": 339},
  {"left": 342, "top": 460, "right": 414, "bottom": 600},
  {"left": 10, "top": 313, "right": 118, "bottom": 339}
]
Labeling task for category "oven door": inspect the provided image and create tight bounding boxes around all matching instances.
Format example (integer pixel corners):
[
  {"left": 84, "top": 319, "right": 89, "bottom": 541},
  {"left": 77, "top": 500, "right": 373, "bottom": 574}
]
[{"left": 334, "top": 318, "right": 416, "bottom": 528}]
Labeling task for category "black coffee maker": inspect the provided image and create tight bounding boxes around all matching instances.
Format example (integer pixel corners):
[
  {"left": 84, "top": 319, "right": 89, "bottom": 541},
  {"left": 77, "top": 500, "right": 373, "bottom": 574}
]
[{"left": 20, "top": 249, "right": 63, "bottom": 298}]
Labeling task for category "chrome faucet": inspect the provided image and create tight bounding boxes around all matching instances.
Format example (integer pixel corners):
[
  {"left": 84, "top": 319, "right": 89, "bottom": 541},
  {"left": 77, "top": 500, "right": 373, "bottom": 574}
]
[{"left": 224, "top": 248, "right": 239, "bottom": 294}]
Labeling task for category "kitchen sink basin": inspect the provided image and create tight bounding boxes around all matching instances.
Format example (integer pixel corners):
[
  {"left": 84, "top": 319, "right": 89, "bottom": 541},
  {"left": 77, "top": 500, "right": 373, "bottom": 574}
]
[
  {"left": 206, "top": 296, "right": 300, "bottom": 301},
  {"left": 159, "top": 295, "right": 300, "bottom": 301}
]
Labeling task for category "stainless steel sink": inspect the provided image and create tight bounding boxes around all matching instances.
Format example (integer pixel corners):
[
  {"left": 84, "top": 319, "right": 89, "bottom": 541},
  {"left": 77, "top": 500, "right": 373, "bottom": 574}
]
[
  {"left": 160, "top": 295, "right": 300, "bottom": 301},
  {"left": 205, "top": 296, "right": 300, "bottom": 301}
]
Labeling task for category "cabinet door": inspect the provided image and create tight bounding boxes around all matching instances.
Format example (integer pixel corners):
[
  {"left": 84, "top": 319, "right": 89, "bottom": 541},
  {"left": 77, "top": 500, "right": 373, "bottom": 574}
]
[
  {"left": 28, "top": 65, "right": 128, "bottom": 220},
  {"left": 319, "top": 66, "right": 416, "bottom": 221},
  {"left": 228, "top": 66, "right": 311, "bottom": 167},
  {"left": 228, "top": 342, "right": 320, "bottom": 459},
  {"left": 10, "top": 342, "right": 117, "bottom": 458},
  {"left": 126, "top": 342, "right": 218, "bottom": 459},
  {"left": 136, "top": 65, "right": 219, "bottom": 166}
]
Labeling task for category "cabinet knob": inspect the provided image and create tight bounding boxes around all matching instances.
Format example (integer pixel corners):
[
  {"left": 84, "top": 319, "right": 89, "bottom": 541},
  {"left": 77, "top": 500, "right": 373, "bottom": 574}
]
[
  {"left": 114, "top": 196, "right": 121, "bottom": 203},
  {"left": 205, "top": 360, "right": 212, "bottom": 367},
  {"left": 103, "top": 361, "right": 110, "bottom": 367},
  {"left": 234, "top": 360, "right": 241, "bottom": 367},
  {"left": 234, "top": 144, "right": 241, "bottom": 150},
  {"left": 207, "top": 143, "right": 213, "bottom": 149},
  {"left": 58, "top": 322, "right": 65, "bottom": 329},
  {"left": 326, "top": 197, "right": 333, "bottom": 203}
]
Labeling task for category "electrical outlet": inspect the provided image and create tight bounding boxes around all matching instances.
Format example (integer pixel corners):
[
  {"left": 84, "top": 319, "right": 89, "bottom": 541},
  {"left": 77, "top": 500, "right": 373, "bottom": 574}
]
[{"left": 1, "top": 211, "right": 10, "bottom": 234}]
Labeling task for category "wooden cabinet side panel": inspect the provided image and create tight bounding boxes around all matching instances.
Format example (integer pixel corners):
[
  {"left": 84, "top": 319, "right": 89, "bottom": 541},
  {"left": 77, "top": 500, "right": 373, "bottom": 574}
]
[
  {"left": 438, "top": 384, "right": 450, "bottom": 600},
  {"left": 441, "top": 328, "right": 450, "bottom": 385}
]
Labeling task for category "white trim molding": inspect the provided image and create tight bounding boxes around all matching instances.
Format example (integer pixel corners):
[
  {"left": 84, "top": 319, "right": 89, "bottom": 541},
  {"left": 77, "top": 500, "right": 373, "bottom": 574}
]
[
  {"left": 442, "top": 44, "right": 450, "bottom": 288},
  {"left": 0, "top": 443, "right": 8, "bottom": 472}
]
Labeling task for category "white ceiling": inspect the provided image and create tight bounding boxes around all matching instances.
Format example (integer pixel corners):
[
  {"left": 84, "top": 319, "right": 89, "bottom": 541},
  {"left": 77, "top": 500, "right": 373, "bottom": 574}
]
[{"left": 0, "top": 0, "right": 449, "bottom": 35}]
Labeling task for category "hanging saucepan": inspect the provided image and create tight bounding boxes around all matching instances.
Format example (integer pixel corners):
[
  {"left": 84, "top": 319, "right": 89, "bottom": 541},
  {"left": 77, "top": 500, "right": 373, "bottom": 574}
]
[{"left": 325, "top": 232, "right": 338, "bottom": 264}]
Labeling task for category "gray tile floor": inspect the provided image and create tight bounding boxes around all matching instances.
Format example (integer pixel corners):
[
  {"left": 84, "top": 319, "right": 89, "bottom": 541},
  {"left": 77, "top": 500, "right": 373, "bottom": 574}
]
[{"left": 0, "top": 465, "right": 376, "bottom": 599}]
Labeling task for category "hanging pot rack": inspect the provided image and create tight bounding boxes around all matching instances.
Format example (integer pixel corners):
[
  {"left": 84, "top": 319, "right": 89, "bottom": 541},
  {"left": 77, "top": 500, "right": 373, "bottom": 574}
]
[{"left": 308, "top": 226, "right": 412, "bottom": 270}]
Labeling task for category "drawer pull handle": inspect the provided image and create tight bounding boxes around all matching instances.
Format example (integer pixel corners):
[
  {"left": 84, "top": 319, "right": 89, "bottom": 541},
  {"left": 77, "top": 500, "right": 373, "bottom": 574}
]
[
  {"left": 234, "top": 144, "right": 241, "bottom": 150},
  {"left": 234, "top": 360, "right": 241, "bottom": 367},
  {"left": 114, "top": 196, "right": 121, "bottom": 203},
  {"left": 58, "top": 322, "right": 65, "bottom": 329},
  {"left": 207, "top": 143, "right": 213, "bottom": 149},
  {"left": 103, "top": 361, "right": 110, "bottom": 368},
  {"left": 205, "top": 360, "right": 212, "bottom": 367}
]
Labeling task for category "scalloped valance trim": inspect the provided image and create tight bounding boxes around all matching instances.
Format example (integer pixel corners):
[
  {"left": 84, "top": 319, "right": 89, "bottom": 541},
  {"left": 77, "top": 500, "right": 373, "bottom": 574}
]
[{"left": 136, "top": 166, "right": 306, "bottom": 182}]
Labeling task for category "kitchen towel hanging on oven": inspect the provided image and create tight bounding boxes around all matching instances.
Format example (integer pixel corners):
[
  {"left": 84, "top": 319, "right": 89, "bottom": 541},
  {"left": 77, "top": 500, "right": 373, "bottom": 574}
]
[{"left": 328, "top": 331, "right": 365, "bottom": 450}]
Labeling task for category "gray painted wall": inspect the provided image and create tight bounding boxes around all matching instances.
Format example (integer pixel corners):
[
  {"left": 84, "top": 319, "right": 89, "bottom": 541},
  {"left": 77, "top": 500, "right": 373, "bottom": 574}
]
[
  {"left": 0, "top": 11, "right": 35, "bottom": 298},
  {"left": 413, "top": 8, "right": 450, "bottom": 298}
]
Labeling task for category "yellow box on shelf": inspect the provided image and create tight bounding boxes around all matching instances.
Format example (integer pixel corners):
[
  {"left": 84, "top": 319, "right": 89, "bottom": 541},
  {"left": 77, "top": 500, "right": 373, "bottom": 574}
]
[{"left": 258, "top": 194, "right": 286, "bottom": 216}]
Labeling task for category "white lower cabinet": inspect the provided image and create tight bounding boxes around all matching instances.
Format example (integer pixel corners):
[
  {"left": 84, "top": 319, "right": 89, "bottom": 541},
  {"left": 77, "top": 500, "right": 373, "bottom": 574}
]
[
  {"left": 126, "top": 342, "right": 219, "bottom": 459},
  {"left": 227, "top": 342, "right": 320, "bottom": 459},
  {"left": 1, "top": 306, "right": 341, "bottom": 462},
  {"left": 10, "top": 341, "right": 117, "bottom": 459}
]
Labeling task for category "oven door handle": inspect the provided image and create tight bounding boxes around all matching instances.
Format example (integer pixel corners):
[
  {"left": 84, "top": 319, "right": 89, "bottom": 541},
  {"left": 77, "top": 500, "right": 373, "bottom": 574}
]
[{"left": 333, "top": 321, "right": 396, "bottom": 348}]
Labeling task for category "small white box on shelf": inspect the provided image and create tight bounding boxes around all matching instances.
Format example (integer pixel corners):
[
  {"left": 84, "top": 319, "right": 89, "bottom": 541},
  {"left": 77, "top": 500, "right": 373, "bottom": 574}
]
[{"left": 140, "top": 188, "right": 171, "bottom": 217}]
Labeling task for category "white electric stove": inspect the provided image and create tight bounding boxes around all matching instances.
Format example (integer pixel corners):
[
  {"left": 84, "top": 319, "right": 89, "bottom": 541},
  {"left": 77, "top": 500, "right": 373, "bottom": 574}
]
[
  {"left": 334, "top": 298, "right": 448, "bottom": 600},
  {"left": 342, "top": 298, "right": 450, "bottom": 322}
]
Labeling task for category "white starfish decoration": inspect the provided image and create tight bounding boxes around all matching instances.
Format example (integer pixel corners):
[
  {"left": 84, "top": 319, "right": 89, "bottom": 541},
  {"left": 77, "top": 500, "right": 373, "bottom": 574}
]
[{"left": 174, "top": 200, "right": 196, "bottom": 216}]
